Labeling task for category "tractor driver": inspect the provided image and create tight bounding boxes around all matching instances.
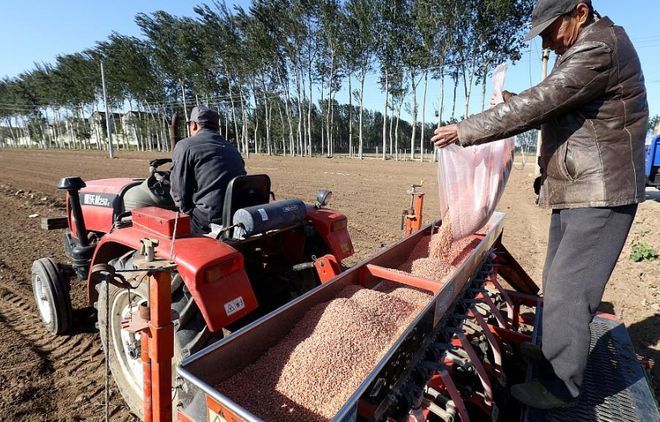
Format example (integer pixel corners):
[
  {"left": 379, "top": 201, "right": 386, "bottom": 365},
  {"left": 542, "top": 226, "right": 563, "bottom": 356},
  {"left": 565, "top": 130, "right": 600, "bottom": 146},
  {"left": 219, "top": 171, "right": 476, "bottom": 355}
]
[
  {"left": 432, "top": 0, "right": 647, "bottom": 410},
  {"left": 171, "top": 106, "right": 246, "bottom": 234}
]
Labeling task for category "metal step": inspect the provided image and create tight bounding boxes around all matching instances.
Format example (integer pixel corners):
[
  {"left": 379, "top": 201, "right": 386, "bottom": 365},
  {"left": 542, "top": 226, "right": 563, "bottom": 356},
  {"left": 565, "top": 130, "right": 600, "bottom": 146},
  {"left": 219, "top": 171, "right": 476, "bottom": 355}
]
[{"left": 523, "top": 314, "right": 660, "bottom": 422}]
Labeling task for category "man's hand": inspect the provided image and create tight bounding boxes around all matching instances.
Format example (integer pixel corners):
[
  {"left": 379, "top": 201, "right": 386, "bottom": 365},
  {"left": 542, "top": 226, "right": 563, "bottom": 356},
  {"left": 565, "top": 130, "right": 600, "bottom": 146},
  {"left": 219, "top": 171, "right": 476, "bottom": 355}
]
[
  {"left": 490, "top": 90, "right": 516, "bottom": 106},
  {"left": 502, "top": 90, "right": 515, "bottom": 102},
  {"left": 432, "top": 124, "right": 459, "bottom": 148}
]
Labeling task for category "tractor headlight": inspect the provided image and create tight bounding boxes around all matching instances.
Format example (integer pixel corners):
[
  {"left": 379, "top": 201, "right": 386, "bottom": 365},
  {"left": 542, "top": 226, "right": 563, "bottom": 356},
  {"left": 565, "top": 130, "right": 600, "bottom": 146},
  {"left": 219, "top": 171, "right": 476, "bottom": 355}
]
[{"left": 315, "top": 189, "right": 332, "bottom": 209}]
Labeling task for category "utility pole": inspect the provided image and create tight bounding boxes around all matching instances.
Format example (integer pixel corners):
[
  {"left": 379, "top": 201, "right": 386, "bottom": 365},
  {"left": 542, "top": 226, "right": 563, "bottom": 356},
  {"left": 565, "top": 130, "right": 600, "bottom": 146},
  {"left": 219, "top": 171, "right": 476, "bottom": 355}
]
[
  {"left": 535, "top": 49, "right": 550, "bottom": 177},
  {"left": 100, "top": 62, "right": 114, "bottom": 159}
]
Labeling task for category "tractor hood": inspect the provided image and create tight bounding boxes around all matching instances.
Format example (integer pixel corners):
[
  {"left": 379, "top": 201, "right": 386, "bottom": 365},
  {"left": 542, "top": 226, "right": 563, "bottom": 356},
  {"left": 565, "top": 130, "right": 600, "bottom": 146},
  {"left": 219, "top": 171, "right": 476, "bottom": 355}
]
[{"left": 70, "top": 178, "right": 143, "bottom": 235}]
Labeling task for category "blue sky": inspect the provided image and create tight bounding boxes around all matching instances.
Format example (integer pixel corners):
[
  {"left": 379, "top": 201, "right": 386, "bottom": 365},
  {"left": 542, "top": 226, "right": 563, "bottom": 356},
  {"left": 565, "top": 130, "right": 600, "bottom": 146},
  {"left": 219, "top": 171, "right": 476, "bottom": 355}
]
[{"left": 1, "top": 0, "right": 659, "bottom": 122}]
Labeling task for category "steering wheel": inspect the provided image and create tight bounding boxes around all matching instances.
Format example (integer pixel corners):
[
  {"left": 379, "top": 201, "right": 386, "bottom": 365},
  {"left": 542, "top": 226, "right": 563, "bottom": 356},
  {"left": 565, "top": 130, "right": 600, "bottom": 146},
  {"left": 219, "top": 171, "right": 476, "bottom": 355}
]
[{"left": 147, "top": 158, "right": 172, "bottom": 197}]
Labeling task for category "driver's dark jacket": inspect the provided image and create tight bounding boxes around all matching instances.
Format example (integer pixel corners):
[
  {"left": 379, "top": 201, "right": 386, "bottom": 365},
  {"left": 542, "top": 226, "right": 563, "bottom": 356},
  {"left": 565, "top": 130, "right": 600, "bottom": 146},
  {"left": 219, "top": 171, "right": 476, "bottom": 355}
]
[
  {"left": 171, "top": 128, "right": 246, "bottom": 230},
  {"left": 457, "top": 17, "right": 648, "bottom": 209}
]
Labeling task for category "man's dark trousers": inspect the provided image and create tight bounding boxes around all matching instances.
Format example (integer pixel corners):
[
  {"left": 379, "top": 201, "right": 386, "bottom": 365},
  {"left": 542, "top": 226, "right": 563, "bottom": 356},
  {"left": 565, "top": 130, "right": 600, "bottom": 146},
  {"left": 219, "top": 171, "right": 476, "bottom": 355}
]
[{"left": 541, "top": 204, "right": 638, "bottom": 399}]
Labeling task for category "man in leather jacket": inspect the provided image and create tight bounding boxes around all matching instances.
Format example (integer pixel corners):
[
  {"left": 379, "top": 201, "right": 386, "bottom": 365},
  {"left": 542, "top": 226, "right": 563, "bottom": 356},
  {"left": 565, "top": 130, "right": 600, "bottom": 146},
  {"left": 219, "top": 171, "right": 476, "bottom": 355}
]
[
  {"left": 432, "top": 0, "right": 648, "bottom": 409},
  {"left": 171, "top": 106, "right": 246, "bottom": 234}
]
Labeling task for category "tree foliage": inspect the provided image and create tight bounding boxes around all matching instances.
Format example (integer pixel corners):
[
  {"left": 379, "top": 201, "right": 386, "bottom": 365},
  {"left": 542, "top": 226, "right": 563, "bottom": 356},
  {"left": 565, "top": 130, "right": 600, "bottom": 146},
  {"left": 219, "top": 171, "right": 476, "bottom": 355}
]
[{"left": 0, "top": 0, "right": 532, "bottom": 157}]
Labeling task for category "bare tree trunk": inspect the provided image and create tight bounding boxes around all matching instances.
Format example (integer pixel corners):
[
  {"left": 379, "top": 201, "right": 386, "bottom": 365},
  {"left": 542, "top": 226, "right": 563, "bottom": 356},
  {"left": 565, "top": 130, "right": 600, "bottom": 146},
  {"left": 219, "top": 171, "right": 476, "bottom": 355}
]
[
  {"left": 420, "top": 71, "right": 429, "bottom": 162},
  {"left": 180, "top": 79, "right": 190, "bottom": 138},
  {"left": 389, "top": 105, "right": 394, "bottom": 157},
  {"left": 223, "top": 65, "right": 240, "bottom": 147},
  {"left": 276, "top": 67, "right": 295, "bottom": 157},
  {"left": 224, "top": 110, "right": 229, "bottom": 141},
  {"left": 439, "top": 71, "right": 446, "bottom": 126},
  {"left": 358, "top": 68, "right": 366, "bottom": 160},
  {"left": 253, "top": 115, "right": 259, "bottom": 155},
  {"left": 252, "top": 82, "right": 260, "bottom": 154},
  {"left": 150, "top": 106, "right": 162, "bottom": 151},
  {"left": 276, "top": 100, "right": 286, "bottom": 156},
  {"left": 238, "top": 86, "right": 249, "bottom": 158},
  {"left": 409, "top": 70, "right": 419, "bottom": 161},
  {"left": 382, "top": 70, "right": 388, "bottom": 160},
  {"left": 169, "top": 112, "right": 178, "bottom": 150},
  {"left": 265, "top": 100, "right": 271, "bottom": 155},
  {"left": 307, "top": 62, "right": 313, "bottom": 156},
  {"left": 481, "top": 70, "right": 489, "bottom": 112},
  {"left": 395, "top": 98, "right": 403, "bottom": 162},
  {"left": 320, "top": 77, "right": 325, "bottom": 155},
  {"left": 326, "top": 53, "right": 335, "bottom": 158},
  {"left": 348, "top": 73, "right": 353, "bottom": 157},
  {"left": 462, "top": 55, "right": 477, "bottom": 119},
  {"left": 329, "top": 93, "right": 335, "bottom": 157},
  {"left": 451, "top": 72, "right": 458, "bottom": 121},
  {"left": 295, "top": 65, "right": 304, "bottom": 156}
]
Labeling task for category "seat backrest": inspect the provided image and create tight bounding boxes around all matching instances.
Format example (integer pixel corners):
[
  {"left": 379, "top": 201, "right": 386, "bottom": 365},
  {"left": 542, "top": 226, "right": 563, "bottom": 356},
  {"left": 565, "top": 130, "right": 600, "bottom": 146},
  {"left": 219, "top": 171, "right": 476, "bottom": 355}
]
[{"left": 221, "top": 174, "right": 271, "bottom": 234}]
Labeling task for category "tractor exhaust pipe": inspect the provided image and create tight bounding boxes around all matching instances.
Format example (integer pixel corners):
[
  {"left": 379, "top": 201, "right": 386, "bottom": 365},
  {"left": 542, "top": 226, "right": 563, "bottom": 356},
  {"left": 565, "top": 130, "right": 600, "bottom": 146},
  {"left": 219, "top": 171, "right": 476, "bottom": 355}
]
[
  {"left": 58, "top": 177, "right": 94, "bottom": 279},
  {"left": 58, "top": 177, "right": 89, "bottom": 246}
]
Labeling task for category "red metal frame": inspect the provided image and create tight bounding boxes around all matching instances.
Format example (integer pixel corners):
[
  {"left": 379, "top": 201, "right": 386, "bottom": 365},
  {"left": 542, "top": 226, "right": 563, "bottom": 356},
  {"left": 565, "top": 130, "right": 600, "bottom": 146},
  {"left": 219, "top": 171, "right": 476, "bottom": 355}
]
[
  {"left": 404, "top": 251, "right": 543, "bottom": 421},
  {"left": 365, "top": 264, "right": 442, "bottom": 294}
]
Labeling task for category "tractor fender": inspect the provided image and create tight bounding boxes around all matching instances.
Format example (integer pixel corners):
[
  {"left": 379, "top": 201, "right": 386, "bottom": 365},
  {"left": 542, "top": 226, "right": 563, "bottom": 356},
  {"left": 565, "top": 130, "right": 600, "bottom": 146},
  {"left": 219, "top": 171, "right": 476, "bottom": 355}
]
[
  {"left": 305, "top": 205, "right": 354, "bottom": 261},
  {"left": 87, "top": 228, "right": 258, "bottom": 332}
]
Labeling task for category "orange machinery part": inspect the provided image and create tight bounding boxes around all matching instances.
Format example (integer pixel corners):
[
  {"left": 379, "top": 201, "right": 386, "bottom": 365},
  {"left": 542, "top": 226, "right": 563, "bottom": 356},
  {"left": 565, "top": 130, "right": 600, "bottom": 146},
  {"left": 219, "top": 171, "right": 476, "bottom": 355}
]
[
  {"left": 142, "top": 333, "right": 152, "bottom": 422},
  {"left": 148, "top": 270, "right": 174, "bottom": 422},
  {"left": 314, "top": 254, "right": 342, "bottom": 283},
  {"left": 404, "top": 193, "right": 424, "bottom": 236}
]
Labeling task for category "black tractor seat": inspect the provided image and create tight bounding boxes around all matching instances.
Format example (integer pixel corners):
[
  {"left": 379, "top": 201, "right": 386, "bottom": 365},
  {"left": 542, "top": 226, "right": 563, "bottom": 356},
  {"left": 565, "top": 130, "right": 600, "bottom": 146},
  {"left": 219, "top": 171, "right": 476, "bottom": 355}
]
[{"left": 212, "top": 174, "right": 272, "bottom": 240}]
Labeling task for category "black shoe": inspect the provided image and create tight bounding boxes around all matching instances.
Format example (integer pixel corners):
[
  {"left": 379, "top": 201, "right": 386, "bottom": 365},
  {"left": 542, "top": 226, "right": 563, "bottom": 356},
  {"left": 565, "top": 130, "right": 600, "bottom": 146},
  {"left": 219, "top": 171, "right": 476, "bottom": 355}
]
[
  {"left": 511, "top": 379, "right": 579, "bottom": 410},
  {"left": 520, "top": 342, "right": 545, "bottom": 363}
]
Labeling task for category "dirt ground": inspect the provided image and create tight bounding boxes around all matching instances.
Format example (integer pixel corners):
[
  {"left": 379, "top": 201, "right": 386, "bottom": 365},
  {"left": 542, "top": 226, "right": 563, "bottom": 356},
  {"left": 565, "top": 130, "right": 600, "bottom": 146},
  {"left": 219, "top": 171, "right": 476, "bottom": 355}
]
[{"left": 0, "top": 149, "right": 658, "bottom": 421}]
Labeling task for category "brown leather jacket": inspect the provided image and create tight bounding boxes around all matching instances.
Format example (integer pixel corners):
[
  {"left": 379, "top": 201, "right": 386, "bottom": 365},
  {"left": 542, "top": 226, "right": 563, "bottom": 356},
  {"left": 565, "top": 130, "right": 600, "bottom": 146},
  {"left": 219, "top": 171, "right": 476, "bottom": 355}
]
[{"left": 457, "top": 17, "right": 648, "bottom": 209}]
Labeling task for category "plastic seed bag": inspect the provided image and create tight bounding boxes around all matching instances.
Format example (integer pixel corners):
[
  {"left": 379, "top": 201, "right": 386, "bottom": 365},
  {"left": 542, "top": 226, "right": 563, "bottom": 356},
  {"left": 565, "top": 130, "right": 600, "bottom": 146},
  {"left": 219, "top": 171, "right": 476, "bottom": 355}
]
[{"left": 436, "top": 63, "right": 514, "bottom": 240}]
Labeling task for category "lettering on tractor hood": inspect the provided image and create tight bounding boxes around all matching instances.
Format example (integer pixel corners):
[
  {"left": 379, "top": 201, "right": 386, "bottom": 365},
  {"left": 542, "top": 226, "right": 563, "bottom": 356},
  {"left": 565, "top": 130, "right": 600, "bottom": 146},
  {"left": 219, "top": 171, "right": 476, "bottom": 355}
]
[{"left": 80, "top": 192, "right": 116, "bottom": 208}]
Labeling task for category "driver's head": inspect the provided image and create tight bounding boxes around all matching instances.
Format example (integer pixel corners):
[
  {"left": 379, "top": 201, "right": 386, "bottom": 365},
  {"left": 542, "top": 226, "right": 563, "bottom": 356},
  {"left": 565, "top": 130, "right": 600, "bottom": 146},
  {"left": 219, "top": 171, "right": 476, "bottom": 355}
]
[{"left": 187, "top": 106, "right": 220, "bottom": 136}]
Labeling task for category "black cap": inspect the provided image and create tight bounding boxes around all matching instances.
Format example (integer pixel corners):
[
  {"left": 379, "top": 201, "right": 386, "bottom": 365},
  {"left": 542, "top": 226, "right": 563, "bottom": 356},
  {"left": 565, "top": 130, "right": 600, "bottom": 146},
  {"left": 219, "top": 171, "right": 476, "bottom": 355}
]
[
  {"left": 187, "top": 106, "right": 219, "bottom": 129},
  {"left": 524, "top": 0, "right": 592, "bottom": 41}
]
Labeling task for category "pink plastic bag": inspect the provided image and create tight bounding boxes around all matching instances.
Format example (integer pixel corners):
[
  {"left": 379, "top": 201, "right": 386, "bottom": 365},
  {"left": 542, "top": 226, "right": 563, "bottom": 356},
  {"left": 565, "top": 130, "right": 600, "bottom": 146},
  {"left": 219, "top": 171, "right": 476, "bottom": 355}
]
[{"left": 436, "top": 63, "right": 514, "bottom": 240}]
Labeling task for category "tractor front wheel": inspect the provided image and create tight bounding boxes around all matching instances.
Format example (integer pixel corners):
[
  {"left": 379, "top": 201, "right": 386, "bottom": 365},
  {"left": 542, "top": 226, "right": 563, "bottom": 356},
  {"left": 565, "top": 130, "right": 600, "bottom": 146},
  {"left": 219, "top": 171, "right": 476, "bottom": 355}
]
[
  {"left": 96, "top": 253, "right": 211, "bottom": 419},
  {"left": 31, "top": 257, "right": 73, "bottom": 335}
]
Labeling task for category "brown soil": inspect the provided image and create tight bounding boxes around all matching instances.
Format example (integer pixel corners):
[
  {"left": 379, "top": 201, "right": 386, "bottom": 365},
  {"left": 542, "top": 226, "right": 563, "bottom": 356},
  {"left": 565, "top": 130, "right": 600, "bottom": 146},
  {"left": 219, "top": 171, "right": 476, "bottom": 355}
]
[{"left": 0, "top": 149, "right": 658, "bottom": 420}]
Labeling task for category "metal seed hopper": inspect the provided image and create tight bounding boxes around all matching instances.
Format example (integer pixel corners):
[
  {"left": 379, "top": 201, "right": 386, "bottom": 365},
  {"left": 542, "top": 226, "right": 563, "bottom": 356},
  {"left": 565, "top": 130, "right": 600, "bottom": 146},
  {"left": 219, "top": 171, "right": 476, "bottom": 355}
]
[{"left": 177, "top": 211, "right": 659, "bottom": 422}]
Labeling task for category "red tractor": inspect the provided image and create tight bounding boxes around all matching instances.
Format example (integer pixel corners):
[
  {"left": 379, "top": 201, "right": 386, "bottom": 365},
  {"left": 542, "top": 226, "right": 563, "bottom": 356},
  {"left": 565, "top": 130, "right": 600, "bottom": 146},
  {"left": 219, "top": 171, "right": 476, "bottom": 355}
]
[{"left": 31, "top": 158, "right": 353, "bottom": 417}]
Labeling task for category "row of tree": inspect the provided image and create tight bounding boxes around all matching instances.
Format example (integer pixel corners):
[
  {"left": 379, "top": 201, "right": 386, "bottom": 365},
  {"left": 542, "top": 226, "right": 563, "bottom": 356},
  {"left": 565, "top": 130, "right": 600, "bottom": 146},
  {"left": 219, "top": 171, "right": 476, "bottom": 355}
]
[{"left": 0, "top": 0, "right": 534, "bottom": 160}]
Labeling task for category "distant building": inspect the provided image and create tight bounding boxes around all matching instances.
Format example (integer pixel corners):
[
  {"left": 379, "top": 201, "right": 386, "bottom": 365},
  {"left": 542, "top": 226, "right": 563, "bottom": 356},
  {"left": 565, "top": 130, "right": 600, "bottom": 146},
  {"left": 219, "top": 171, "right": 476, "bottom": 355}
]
[{"left": 1, "top": 111, "right": 166, "bottom": 149}]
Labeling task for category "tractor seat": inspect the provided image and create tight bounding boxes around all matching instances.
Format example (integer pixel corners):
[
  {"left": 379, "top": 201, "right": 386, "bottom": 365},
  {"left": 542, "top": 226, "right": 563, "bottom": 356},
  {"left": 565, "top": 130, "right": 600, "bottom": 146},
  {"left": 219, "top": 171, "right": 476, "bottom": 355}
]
[{"left": 216, "top": 174, "right": 271, "bottom": 239}]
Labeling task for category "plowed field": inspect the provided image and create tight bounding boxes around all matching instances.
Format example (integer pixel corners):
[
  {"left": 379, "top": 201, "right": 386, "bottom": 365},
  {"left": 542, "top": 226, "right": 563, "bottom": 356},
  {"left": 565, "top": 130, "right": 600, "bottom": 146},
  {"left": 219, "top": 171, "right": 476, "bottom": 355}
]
[{"left": 0, "top": 149, "right": 658, "bottom": 420}]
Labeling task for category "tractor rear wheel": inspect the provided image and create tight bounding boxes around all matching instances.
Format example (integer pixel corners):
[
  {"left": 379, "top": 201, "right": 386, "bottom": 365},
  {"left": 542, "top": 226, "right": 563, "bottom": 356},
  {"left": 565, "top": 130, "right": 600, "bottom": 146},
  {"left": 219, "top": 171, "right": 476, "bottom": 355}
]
[
  {"left": 96, "top": 252, "right": 213, "bottom": 419},
  {"left": 31, "top": 257, "right": 73, "bottom": 335}
]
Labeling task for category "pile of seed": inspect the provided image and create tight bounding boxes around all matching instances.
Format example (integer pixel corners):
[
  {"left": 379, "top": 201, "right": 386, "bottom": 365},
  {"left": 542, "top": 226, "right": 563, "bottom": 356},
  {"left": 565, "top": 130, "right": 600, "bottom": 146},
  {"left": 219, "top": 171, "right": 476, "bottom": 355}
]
[
  {"left": 217, "top": 284, "right": 432, "bottom": 422},
  {"left": 395, "top": 221, "right": 481, "bottom": 281},
  {"left": 374, "top": 280, "right": 433, "bottom": 305}
]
